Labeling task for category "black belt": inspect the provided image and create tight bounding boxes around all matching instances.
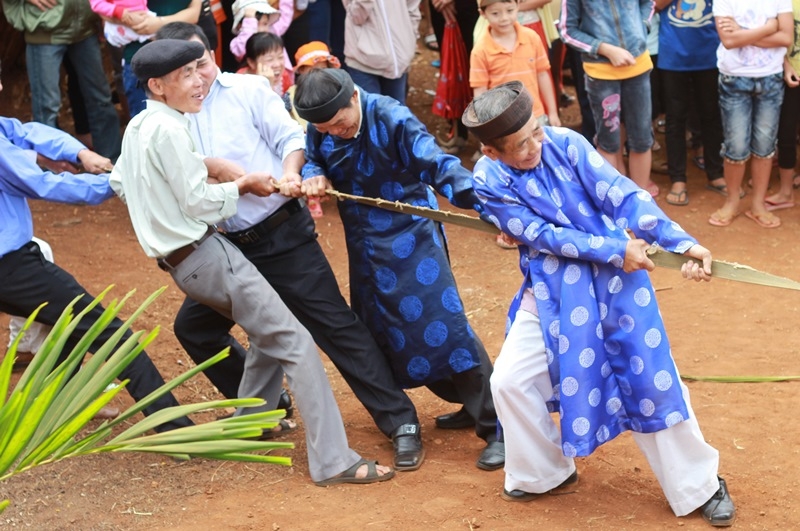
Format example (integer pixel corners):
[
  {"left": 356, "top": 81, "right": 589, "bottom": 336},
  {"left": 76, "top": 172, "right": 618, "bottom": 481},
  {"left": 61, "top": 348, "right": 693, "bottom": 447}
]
[
  {"left": 157, "top": 227, "right": 215, "bottom": 271},
  {"left": 221, "top": 198, "right": 303, "bottom": 245}
]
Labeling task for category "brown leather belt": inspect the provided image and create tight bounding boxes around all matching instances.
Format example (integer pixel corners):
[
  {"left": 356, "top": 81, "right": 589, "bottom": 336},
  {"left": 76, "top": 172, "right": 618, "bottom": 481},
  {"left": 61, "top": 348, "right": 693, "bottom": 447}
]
[
  {"left": 221, "top": 198, "right": 303, "bottom": 245},
  {"left": 157, "top": 227, "right": 215, "bottom": 271}
]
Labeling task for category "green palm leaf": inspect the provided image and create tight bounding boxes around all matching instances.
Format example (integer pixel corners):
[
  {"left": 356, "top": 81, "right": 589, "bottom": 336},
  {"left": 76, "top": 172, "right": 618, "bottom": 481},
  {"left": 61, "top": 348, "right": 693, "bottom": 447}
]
[{"left": 0, "top": 288, "right": 294, "bottom": 513}]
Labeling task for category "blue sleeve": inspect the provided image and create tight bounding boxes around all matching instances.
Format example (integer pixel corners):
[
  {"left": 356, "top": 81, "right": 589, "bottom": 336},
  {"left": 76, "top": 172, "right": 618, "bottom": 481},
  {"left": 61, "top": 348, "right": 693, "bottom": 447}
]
[
  {"left": 0, "top": 117, "right": 84, "bottom": 163},
  {"left": 384, "top": 101, "right": 482, "bottom": 213},
  {"left": 301, "top": 126, "right": 329, "bottom": 181},
  {"left": 560, "top": 0, "right": 601, "bottom": 55},
  {"left": 0, "top": 120, "right": 113, "bottom": 205},
  {"left": 473, "top": 159, "right": 630, "bottom": 267},
  {"left": 641, "top": 0, "right": 654, "bottom": 27},
  {"left": 566, "top": 132, "right": 698, "bottom": 253}
]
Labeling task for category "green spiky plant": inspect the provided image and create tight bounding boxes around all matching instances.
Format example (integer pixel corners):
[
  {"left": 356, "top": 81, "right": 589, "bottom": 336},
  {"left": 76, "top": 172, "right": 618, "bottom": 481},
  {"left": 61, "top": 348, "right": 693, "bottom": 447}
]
[{"left": 0, "top": 287, "right": 294, "bottom": 514}]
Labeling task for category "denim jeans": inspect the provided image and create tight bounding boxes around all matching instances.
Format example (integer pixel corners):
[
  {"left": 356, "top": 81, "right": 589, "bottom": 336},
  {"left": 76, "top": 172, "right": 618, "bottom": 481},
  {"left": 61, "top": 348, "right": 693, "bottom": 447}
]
[
  {"left": 718, "top": 73, "right": 784, "bottom": 161},
  {"left": 26, "top": 35, "right": 121, "bottom": 160},
  {"left": 347, "top": 67, "right": 408, "bottom": 105},
  {"left": 122, "top": 61, "right": 147, "bottom": 118},
  {"left": 585, "top": 70, "right": 653, "bottom": 153},
  {"left": 305, "top": 0, "right": 346, "bottom": 65},
  {"left": 662, "top": 68, "right": 723, "bottom": 183}
]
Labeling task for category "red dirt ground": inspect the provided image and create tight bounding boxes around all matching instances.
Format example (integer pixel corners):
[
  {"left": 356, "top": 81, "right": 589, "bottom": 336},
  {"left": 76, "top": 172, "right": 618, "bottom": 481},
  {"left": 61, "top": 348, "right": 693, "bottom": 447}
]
[{"left": 2, "top": 43, "right": 800, "bottom": 531}]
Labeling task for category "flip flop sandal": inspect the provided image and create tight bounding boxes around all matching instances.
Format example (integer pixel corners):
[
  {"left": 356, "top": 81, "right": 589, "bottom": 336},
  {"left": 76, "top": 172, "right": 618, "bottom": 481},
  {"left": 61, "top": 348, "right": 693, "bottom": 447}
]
[
  {"left": 666, "top": 189, "right": 689, "bottom": 206},
  {"left": 744, "top": 210, "right": 781, "bottom": 229},
  {"left": 692, "top": 155, "right": 705, "bottom": 170},
  {"left": 423, "top": 33, "right": 439, "bottom": 51},
  {"left": 314, "top": 458, "right": 395, "bottom": 486},
  {"left": 764, "top": 199, "right": 795, "bottom": 212},
  {"left": 707, "top": 209, "right": 740, "bottom": 227}
]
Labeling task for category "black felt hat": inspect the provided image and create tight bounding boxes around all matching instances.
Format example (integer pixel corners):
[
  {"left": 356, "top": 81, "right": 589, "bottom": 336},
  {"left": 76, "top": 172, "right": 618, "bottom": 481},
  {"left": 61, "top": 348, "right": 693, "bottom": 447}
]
[{"left": 131, "top": 39, "right": 205, "bottom": 84}]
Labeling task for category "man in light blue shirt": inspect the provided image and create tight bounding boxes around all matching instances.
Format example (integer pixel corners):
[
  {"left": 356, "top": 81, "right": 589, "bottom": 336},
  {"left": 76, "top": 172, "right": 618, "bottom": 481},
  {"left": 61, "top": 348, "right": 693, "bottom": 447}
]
[{"left": 0, "top": 63, "right": 192, "bottom": 432}]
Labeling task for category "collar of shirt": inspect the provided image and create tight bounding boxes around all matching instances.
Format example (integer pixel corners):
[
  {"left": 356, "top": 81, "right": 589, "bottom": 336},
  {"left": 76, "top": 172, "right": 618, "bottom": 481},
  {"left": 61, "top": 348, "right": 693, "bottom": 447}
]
[
  {"left": 145, "top": 99, "right": 191, "bottom": 126},
  {"left": 353, "top": 88, "right": 364, "bottom": 139}
]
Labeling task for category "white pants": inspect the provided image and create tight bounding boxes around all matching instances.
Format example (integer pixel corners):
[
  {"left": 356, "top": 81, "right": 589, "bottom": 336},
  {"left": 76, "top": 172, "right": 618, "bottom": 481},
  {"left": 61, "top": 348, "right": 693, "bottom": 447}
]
[
  {"left": 492, "top": 310, "right": 721, "bottom": 516},
  {"left": 8, "top": 238, "right": 53, "bottom": 353}
]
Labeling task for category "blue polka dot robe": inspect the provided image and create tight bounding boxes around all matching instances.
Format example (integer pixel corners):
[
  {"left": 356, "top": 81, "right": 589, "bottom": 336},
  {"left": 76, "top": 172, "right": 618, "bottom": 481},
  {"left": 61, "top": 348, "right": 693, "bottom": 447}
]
[
  {"left": 302, "top": 89, "right": 484, "bottom": 388},
  {"left": 472, "top": 127, "right": 698, "bottom": 457}
]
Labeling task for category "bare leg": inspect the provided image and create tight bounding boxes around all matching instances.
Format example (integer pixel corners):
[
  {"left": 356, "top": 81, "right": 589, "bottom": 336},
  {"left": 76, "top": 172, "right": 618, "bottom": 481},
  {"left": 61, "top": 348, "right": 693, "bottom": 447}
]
[
  {"left": 749, "top": 156, "right": 777, "bottom": 219},
  {"left": 628, "top": 149, "right": 656, "bottom": 193},
  {"left": 716, "top": 159, "right": 746, "bottom": 220},
  {"left": 765, "top": 167, "right": 795, "bottom": 206}
]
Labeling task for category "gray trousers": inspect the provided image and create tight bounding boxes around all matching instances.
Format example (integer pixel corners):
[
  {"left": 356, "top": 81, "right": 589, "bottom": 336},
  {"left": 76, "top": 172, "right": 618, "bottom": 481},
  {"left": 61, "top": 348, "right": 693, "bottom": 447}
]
[{"left": 169, "top": 234, "right": 360, "bottom": 481}]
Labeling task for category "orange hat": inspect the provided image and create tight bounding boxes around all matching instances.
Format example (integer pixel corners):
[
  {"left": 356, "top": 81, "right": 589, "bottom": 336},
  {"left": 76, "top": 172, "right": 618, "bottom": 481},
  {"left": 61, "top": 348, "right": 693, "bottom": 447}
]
[{"left": 294, "top": 41, "right": 341, "bottom": 71}]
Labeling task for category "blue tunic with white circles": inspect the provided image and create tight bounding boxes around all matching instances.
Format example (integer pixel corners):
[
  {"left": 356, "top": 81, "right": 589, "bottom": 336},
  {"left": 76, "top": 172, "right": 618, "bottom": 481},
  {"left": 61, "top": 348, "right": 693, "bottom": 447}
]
[
  {"left": 302, "top": 89, "right": 484, "bottom": 387},
  {"left": 473, "top": 127, "right": 695, "bottom": 457}
]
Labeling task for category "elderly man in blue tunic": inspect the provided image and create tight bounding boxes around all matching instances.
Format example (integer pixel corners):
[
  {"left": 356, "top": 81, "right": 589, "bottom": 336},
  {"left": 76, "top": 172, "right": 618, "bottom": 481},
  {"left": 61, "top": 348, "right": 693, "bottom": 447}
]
[
  {"left": 462, "top": 81, "right": 735, "bottom": 527},
  {"left": 286, "top": 68, "right": 505, "bottom": 471}
]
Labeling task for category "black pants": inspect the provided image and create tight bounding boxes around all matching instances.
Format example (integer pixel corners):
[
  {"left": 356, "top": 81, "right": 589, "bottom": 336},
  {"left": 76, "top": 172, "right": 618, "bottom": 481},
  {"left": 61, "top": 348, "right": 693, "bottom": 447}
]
[
  {"left": 777, "top": 84, "right": 800, "bottom": 170},
  {"left": 662, "top": 68, "right": 724, "bottom": 183},
  {"left": 173, "top": 205, "right": 420, "bottom": 438},
  {"left": 0, "top": 242, "right": 191, "bottom": 432}
]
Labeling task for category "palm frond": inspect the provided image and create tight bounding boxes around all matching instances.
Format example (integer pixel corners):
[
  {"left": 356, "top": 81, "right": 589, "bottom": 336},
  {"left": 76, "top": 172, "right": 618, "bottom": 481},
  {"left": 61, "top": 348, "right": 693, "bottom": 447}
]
[{"left": 0, "top": 288, "right": 294, "bottom": 513}]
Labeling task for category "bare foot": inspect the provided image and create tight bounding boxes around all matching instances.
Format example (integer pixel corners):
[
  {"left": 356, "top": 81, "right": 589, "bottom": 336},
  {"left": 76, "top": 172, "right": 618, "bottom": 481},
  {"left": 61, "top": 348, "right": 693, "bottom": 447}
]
[{"left": 354, "top": 462, "right": 393, "bottom": 479}]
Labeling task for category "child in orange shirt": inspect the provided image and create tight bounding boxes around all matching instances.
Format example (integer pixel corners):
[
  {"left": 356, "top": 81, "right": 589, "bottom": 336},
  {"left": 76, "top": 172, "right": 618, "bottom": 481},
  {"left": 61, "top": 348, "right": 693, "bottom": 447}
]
[
  {"left": 470, "top": 0, "right": 560, "bottom": 127},
  {"left": 471, "top": 0, "right": 560, "bottom": 248}
]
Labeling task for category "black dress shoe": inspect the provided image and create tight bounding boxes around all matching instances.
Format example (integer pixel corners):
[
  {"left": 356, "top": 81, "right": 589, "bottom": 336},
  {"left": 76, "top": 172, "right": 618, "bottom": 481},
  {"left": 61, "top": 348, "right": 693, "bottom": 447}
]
[
  {"left": 700, "top": 476, "right": 736, "bottom": 527},
  {"left": 501, "top": 470, "right": 579, "bottom": 502},
  {"left": 278, "top": 389, "right": 294, "bottom": 419},
  {"left": 392, "top": 423, "right": 425, "bottom": 471},
  {"left": 435, "top": 407, "right": 475, "bottom": 429},
  {"left": 476, "top": 440, "right": 505, "bottom": 471}
]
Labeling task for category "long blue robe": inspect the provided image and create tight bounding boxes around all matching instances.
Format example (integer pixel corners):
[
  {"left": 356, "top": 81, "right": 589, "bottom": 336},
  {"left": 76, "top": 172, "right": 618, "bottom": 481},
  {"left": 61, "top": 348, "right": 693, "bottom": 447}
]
[
  {"left": 302, "top": 89, "right": 483, "bottom": 388},
  {"left": 473, "top": 126, "right": 696, "bottom": 457}
]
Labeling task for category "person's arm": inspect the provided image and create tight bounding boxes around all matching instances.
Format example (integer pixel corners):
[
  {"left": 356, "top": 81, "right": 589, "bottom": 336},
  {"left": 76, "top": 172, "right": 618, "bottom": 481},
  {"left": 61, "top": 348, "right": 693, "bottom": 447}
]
[
  {"left": 153, "top": 124, "right": 240, "bottom": 223},
  {"left": 88, "top": 0, "right": 119, "bottom": 19},
  {"left": 785, "top": 56, "right": 800, "bottom": 87},
  {"left": 472, "top": 158, "right": 630, "bottom": 266},
  {"left": 751, "top": 12, "right": 793, "bottom": 48},
  {"left": 299, "top": 127, "right": 334, "bottom": 198},
  {"left": 469, "top": 47, "right": 490, "bottom": 99},
  {"left": 126, "top": 0, "right": 201, "bottom": 35},
  {"left": 384, "top": 102, "right": 481, "bottom": 211},
  {"left": 639, "top": 0, "right": 653, "bottom": 28},
  {"left": 344, "top": 0, "right": 372, "bottom": 25},
  {"left": 715, "top": 15, "right": 779, "bottom": 49},
  {"left": 230, "top": 16, "right": 257, "bottom": 61},
  {"left": 653, "top": 0, "right": 672, "bottom": 12},
  {"left": 563, "top": 130, "right": 701, "bottom": 254},
  {"left": 537, "top": 70, "right": 560, "bottom": 126},
  {"left": 249, "top": 76, "right": 306, "bottom": 165},
  {"left": 408, "top": 0, "right": 421, "bottom": 40},
  {"left": 559, "top": 0, "right": 602, "bottom": 55},
  {"left": 0, "top": 120, "right": 113, "bottom": 205},
  {"left": 270, "top": 0, "right": 294, "bottom": 36}
]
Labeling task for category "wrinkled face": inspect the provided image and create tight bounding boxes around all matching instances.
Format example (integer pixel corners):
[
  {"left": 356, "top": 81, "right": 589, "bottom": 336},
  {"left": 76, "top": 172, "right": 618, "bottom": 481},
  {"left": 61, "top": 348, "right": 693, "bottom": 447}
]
[
  {"left": 482, "top": 1, "right": 519, "bottom": 34},
  {"left": 249, "top": 48, "right": 283, "bottom": 79},
  {"left": 483, "top": 114, "right": 544, "bottom": 171},
  {"left": 311, "top": 92, "right": 360, "bottom": 139},
  {"left": 150, "top": 61, "right": 205, "bottom": 114}
]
